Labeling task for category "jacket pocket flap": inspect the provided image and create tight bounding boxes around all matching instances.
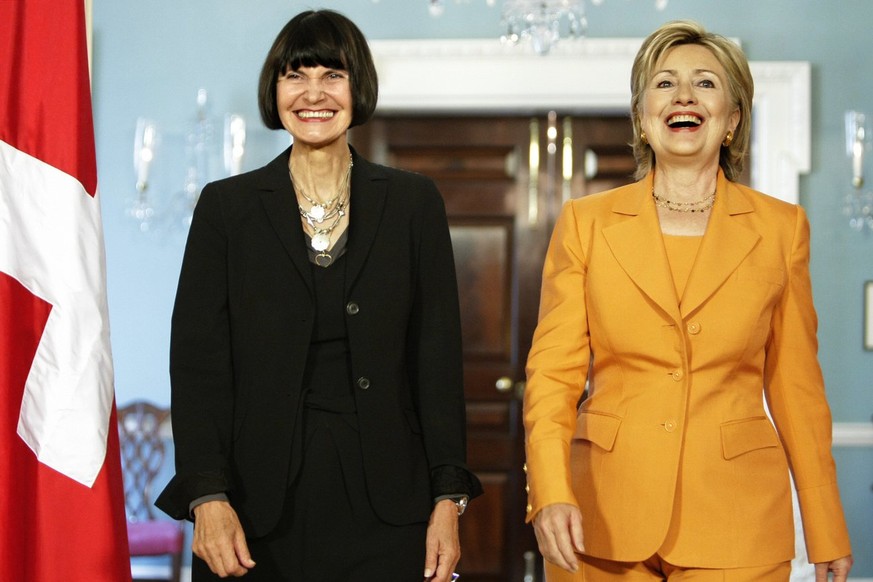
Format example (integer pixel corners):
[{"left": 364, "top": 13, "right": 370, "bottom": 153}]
[
  {"left": 720, "top": 416, "right": 779, "bottom": 460},
  {"left": 572, "top": 411, "right": 621, "bottom": 451}
]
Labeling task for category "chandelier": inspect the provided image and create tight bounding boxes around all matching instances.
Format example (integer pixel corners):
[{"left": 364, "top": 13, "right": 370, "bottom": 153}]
[{"left": 426, "top": 0, "right": 669, "bottom": 55}]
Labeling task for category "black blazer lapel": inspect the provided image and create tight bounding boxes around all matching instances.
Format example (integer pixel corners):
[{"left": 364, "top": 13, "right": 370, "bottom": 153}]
[
  {"left": 258, "top": 147, "right": 315, "bottom": 296},
  {"left": 345, "top": 150, "right": 388, "bottom": 292}
]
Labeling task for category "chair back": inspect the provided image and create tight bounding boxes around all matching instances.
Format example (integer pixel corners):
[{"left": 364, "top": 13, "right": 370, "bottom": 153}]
[{"left": 117, "top": 400, "right": 171, "bottom": 522}]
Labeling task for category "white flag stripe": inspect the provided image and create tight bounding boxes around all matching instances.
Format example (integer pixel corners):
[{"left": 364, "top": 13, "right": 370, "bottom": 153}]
[{"left": 0, "top": 139, "right": 114, "bottom": 487}]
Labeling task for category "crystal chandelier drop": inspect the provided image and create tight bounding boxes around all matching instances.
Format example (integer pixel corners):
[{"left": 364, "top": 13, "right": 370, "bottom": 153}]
[
  {"left": 426, "top": 0, "right": 669, "bottom": 55},
  {"left": 500, "top": 0, "right": 587, "bottom": 55},
  {"left": 428, "top": 0, "right": 497, "bottom": 17}
]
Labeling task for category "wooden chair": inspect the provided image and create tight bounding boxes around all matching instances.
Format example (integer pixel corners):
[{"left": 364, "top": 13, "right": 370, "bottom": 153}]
[{"left": 118, "top": 400, "right": 185, "bottom": 582}]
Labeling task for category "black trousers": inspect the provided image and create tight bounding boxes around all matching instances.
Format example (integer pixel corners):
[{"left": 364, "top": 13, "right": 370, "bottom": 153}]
[{"left": 192, "top": 408, "right": 427, "bottom": 582}]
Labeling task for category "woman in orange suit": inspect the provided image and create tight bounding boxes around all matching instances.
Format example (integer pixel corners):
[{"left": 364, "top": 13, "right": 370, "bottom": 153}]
[{"left": 523, "top": 20, "right": 853, "bottom": 581}]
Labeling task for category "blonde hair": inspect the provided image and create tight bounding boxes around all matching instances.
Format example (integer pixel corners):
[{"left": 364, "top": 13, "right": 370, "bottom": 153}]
[{"left": 629, "top": 20, "right": 753, "bottom": 181}]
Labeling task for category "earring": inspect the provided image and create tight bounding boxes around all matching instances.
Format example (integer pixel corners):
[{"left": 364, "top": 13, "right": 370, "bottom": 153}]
[
  {"left": 641, "top": 131, "right": 648, "bottom": 145},
  {"left": 722, "top": 131, "right": 734, "bottom": 147}
]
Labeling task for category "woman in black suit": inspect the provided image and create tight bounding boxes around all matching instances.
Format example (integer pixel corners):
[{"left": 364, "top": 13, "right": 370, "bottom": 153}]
[{"left": 155, "top": 10, "right": 481, "bottom": 581}]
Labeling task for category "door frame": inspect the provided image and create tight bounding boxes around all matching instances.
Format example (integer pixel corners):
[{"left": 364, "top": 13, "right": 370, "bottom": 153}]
[{"left": 369, "top": 38, "right": 810, "bottom": 204}]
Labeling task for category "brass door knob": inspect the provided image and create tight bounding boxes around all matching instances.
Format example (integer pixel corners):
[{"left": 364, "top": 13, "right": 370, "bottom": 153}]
[{"left": 496, "top": 376, "right": 514, "bottom": 392}]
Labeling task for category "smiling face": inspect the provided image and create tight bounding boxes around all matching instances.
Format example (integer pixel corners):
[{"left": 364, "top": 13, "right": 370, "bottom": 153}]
[
  {"left": 639, "top": 43, "right": 740, "bottom": 170},
  {"left": 276, "top": 65, "right": 353, "bottom": 150}
]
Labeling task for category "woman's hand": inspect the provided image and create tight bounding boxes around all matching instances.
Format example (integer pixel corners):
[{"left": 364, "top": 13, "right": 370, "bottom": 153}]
[
  {"left": 192, "top": 500, "right": 256, "bottom": 577},
  {"left": 423, "top": 499, "right": 460, "bottom": 581},
  {"left": 532, "top": 503, "right": 585, "bottom": 573},
  {"left": 815, "top": 555, "right": 853, "bottom": 582}
]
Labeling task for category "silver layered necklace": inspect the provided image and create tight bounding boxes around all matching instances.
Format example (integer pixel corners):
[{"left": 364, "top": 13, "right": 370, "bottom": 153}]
[{"left": 290, "top": 153, "right": 353, "bottom": 265}]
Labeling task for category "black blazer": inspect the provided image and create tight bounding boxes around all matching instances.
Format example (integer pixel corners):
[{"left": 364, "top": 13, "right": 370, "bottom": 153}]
[{"left": 156, "top": 147, "right": 478, "bottom": 536}]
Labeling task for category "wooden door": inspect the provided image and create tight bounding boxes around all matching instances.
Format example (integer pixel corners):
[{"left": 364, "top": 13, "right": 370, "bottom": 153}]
[{"left": 351, "top": 113, "right": 634, "bottom": 581}]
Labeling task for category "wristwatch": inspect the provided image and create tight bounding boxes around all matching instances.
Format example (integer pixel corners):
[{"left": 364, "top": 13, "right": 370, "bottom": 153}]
[{"left": 452, "top": 496, "right": 468, "bottom": 517}]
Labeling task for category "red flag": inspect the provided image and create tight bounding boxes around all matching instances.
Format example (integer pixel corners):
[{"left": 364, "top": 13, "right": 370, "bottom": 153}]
[{"left": 0, "top": 1, "right": 133, "bottom": 580}]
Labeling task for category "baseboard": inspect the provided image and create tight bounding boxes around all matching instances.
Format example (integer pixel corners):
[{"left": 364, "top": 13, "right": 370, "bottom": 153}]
[
  {"left": 131, "top": 564, "right": 192, "bottom": 581},
  {"left": 833, "top": 422, "right": 873, "bottom": 447}
]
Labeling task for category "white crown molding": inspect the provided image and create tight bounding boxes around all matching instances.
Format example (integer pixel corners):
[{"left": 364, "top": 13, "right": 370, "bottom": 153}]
[
  {"left": 370, "top": 38, "right": 641, "bottom": 113},
  {"left": 370, "top": 38, "right": 809, "bottom": 204}
]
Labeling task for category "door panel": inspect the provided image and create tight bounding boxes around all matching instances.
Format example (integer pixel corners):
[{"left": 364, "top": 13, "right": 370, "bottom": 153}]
[{"left": 452, "top": 221, "right": 512, "bottom": 360}]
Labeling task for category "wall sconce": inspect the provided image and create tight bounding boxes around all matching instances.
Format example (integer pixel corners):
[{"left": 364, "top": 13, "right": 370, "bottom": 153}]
[
  {"left": 843, "top": 110, "right": 873, "bottom": 232},
  {"left": 224, "top": 114, "right": 246, "bottom": 177},
  {"left": 130, "top": 117, "right": 158, "bottom": 231},
  {"left": 127, "top": 89, "right": 246, "bottom": 235}
]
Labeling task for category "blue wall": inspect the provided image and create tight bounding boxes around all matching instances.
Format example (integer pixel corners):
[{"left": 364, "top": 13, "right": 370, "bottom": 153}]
[{"left": 93, "top": 0, "right": 873, "bottom": 573}]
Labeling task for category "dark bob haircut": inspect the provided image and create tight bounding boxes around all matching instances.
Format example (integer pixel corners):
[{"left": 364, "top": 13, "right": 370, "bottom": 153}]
[{"left": 258, "top": 10, "right": 378, "bottom": 130}]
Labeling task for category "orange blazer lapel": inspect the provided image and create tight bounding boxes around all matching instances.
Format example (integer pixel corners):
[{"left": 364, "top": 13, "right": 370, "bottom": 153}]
[
  {"left": 602, "top": 174, "right": 682, "bottom": 325},
  {"left": 681, "top": 172, "right": 760, "bottom": 317}
]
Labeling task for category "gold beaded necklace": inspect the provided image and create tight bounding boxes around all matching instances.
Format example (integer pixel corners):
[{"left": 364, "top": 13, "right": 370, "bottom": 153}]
[{"left": 652, "top": 188, "right": 716, "bottom": 213}]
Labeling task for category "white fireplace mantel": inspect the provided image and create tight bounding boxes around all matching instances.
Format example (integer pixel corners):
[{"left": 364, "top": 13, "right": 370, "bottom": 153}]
[{"left": 370, "top": 38, "right": 809, "bottom": 204}]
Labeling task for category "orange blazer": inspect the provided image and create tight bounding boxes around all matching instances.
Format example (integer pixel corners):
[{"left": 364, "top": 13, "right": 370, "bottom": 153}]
[{"left": 523, "top": 171, "right": 851, "bottom": 574}]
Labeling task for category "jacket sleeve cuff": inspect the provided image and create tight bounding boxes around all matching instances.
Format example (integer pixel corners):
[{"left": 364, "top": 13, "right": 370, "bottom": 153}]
[
  {"left": 155, "top": 470, "right": 232, "bottom": 522},
  {"left": 525, "top": 437, "right": 577, "bottom": 523},
  {"left": 796, "top": 481, "right": 853, "bottom": 563},
  {"left": 430, "top": 464, "right": 484, "bottom": 501}
]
